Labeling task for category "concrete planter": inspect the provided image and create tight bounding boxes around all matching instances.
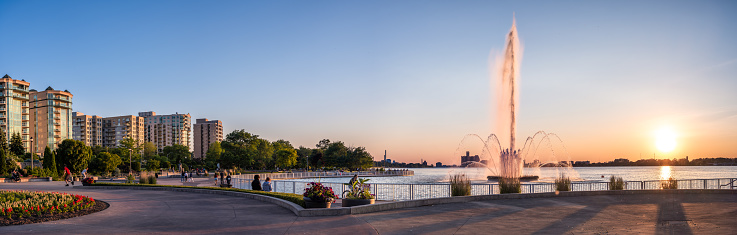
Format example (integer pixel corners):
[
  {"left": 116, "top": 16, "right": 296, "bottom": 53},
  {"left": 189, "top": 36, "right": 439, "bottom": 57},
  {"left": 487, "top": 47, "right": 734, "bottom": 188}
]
[
  {"left": 342, "top": 198, "right": 375, "bottom": 207},
  {"left": 303, "top": 197, "right": 332, "bottom": 208}
]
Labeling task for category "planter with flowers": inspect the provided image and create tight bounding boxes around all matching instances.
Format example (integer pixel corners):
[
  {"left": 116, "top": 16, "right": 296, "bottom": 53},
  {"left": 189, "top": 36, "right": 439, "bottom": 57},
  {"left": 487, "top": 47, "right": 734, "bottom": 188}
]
[
  {"left": 342, "top": 178, "right": 375, "bottom": 207},
  {"left": 303, "top": 182, "right": 337, "bottom": 208},
  {"left": 81, "top": 177, "right": 95, "bottom": 186}
]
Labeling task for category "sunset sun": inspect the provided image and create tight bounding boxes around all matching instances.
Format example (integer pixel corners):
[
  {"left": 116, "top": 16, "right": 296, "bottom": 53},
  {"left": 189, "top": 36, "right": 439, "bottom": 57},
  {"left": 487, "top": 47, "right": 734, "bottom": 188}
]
[{"left": 655, "top": 127, "right": 677, "bottom": 153}]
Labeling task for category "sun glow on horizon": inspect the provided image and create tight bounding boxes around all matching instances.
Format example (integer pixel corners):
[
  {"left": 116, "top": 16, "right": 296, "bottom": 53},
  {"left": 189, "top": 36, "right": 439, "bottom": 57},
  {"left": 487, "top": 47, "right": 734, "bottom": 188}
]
[{"left": 655, "top": 127, "right": 677, "bottom": 153}]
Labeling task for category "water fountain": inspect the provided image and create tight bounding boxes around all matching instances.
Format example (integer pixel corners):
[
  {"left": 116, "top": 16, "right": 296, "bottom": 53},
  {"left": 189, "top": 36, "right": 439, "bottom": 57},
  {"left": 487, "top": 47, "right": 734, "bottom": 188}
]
[{"left": 455, "top": 17, "right": 577, "bottom": 182}]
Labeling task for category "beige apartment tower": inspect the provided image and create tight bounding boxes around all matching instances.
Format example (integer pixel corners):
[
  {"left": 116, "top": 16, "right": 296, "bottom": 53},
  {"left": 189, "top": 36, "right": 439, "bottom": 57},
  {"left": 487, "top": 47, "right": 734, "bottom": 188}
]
[
  {"left": 73, "top": 113, "right": 145, "bottom": 148},
  {"left": 193, "top": 118, "right": 223, "bottom": 159},
  {"left": 72, "top": 112, "right": 103, "bottom": 146},
  {"left": 140, "top": 111, "right": 191, "bottom": 153},
  {"left": 0, "top": 75, "right": 32, "bottom": 151},
  {"left": 30, "top": 86, "right": 73, "bottom": 154}
]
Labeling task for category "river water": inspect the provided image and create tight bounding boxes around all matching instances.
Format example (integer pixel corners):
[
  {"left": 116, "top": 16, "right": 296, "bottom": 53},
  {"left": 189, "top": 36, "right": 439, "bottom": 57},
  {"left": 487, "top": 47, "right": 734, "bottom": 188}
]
[{"left": 285, "top": 166, "right": 737, "bottom": 184}]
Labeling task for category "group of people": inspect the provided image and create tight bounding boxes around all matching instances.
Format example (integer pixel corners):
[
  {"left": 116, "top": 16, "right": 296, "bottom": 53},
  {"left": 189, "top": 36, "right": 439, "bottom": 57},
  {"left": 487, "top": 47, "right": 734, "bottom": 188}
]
[
  {"left": 250, "top": 175, "right": 272, "bottom": 192},
  {"left": 213, "top": 171, "right": 232, "bottom": 187},
  {"left": 180, "top": 171, "right": 197, "bottom": 182}
]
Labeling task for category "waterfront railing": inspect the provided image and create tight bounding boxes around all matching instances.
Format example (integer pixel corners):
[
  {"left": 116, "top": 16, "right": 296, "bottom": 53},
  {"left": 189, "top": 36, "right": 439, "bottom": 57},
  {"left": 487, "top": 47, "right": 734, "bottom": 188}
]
[
  {"left": 231, "top": 177, "right": 737, "bottom": 201},
  {"left": 233, "top": 170, "right": 414, "bottom": 181}
]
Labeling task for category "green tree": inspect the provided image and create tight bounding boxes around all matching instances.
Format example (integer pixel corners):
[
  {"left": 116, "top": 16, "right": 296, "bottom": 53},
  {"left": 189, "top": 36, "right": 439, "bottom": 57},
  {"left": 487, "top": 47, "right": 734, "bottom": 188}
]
[
  {"left": 9, "top": 132, "right": 24, "bottom": 157},
  {"left": 274, "top": 148, "right": 298, "bottom": 169},
  {"left": 296, "top": 146, "right": 312, "bottom": 169},
  {"left": 89, "top": 152, "right": 121, "bottom": 176},
  {"left": 145, "top": 159, "right": 160, "bottom": 171},
  {"left": 143, "top": 142, "right": 157, "bottom": 159},
  {"left": 348, "top": 147, "right": 374, "bottom": 170},
  {"left": 0, "top": 129, "right": 7, "bottom": 155},
  {"left": 324, "top": 141, "right": 348, "bottom": 168},
  {"left": 0, "top": 145, "right": 6, "bottom": 175},
  {"left": 162, "top": 144, "right": 191, "bottom": 165},
  {"left": 205, "top": 142, "right": 222, "bottom": 162},
  {"left": 42, "top": 146, "right": 57, "bottom": 177},
  {"left": 55, "top": 139, "right": 92, "bottom": 174}
]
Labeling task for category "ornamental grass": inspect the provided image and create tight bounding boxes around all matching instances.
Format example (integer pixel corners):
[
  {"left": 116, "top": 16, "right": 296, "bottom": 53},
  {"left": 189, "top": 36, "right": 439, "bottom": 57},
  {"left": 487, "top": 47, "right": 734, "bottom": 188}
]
[
  {"left": 555, "top": 174, "right": 571, "bottom": 192},
  {"left": 609, "top": 176, "right": 625, "bottom": 190},
  {"left": 499, "top": 177, "right": 521, "bottom": 194},
  {"left": 661, "top": 177, "right": 678, "bottom": 189},
  {"left": 450, "top": 173, "right": 471, "bottom": 196}
]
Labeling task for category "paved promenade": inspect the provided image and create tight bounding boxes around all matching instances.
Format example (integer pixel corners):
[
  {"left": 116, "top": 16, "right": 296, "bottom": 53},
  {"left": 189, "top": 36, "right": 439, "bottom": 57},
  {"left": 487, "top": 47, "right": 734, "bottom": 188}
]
[{"left": 1, "top": 181, "right": 736, "bottom": 234}]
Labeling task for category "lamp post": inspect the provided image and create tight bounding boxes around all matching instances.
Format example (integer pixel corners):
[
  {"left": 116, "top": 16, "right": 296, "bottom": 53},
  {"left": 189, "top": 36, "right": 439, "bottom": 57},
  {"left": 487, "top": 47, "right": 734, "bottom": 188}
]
[
  {"left": 29, "top": 137, "right": 34, "bottom": 171},
  {"left": 128, "top": 148, "right": 132, "bottom": 175}
]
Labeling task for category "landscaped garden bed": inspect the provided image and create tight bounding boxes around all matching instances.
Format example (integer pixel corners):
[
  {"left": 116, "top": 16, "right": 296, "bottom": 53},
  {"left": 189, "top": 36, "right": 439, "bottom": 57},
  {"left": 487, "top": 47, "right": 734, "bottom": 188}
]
[{"left": 0, "top": 190, "right": 108, "bottom": 226}]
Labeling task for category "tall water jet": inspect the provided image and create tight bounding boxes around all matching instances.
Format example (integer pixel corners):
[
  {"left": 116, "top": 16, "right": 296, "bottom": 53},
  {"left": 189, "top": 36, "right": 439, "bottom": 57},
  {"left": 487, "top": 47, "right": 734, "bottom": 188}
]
[{"left": 496, "top": 18, "right": 523, "bottom": 178}]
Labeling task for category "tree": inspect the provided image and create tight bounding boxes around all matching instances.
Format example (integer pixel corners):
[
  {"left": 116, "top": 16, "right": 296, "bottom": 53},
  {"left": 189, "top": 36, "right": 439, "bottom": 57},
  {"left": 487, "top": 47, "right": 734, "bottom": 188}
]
[
  {"left": 296, "top": 146, "right": 312, "bottom": 169},
  {"left": 42, "top": 146, "right": 57, "bottom": 177},
  {"left": 145, "top": 159, "right": 160, "bottom": 171},
  {"left": 324, "top": 141, "right": 348, "bottom": 168},
  {"left": 274, "top": 148, "right": 298, "bottom": 169},
  {"left": 89, "top": 152, "right": 121, "bottom": 176},
  {"left": 205, "top": 142, "right": 222, "bottom": 162},
  {"left": 0, "top": 128, "right": 7, "bottom": 154},
  {"left": 0, "top": 145, "right": 6, "bottom": 175},
  {"left": 162, "top": 144, "right": 191, "bottom": 165},
  {"left": 9, "top": 132, "right": 24, "bottom": 157},
  {"left": 55, "top": 139, "right": 92, "bottom": 174},
  {"left": 143, "top": 142, "right": 157, "bottom": 159}
]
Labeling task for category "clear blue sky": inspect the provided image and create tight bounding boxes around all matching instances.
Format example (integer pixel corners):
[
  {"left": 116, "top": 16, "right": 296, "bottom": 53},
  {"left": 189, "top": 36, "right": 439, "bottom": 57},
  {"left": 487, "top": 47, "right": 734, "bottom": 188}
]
[{"left": 1, "top": 0, "right": 735, "bottom": 164}]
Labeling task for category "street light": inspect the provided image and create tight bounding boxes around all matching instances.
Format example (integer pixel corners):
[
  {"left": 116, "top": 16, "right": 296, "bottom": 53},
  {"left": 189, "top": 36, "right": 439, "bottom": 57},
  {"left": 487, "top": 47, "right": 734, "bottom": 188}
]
[{"left": 29, "top": 137, "right": 34, "bottom": 171}]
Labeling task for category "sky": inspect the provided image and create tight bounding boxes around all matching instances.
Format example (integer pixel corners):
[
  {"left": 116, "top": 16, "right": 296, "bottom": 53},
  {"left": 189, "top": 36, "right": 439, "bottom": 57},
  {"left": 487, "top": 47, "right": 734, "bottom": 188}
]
[{"left": 1, "top": 1, "right": 735, "bottom": 165}]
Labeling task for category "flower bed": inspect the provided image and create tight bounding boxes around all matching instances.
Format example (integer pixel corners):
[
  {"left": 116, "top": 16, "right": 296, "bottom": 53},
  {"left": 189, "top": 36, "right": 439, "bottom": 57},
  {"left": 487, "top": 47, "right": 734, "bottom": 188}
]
[{"left": 1, "top": 190, "right": 106, "bottom": 226}]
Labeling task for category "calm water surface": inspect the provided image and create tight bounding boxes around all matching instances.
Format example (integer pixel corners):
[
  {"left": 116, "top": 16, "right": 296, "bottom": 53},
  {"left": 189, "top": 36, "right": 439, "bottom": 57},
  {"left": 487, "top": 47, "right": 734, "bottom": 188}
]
[{"left": 287, "top": 166, "right": 737, "bottom": 184}]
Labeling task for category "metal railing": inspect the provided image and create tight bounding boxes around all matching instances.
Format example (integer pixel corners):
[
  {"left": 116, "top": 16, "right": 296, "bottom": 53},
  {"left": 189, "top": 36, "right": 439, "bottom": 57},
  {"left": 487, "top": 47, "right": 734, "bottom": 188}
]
[
  {"left": 232, "top": 170, "right": 414, "bottom": 181},
  {"left": 231, "top": 177, "right": 737, "bottom": 201}
]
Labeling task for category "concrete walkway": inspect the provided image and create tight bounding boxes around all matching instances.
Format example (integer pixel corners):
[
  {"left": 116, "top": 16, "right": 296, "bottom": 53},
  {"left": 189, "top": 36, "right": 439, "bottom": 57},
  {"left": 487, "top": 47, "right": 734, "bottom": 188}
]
[{"left": 1, "top": 181, "right": 736, "bottom": 234}]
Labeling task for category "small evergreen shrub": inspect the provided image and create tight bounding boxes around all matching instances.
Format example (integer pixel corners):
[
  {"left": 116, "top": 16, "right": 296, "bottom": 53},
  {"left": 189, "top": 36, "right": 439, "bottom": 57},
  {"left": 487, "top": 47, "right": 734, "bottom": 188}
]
[
  {"left": 450, "top": 173, "right": 471, "bottom": 196},
  {"left": 148, "top": 175, "right": 156, "bottom": 184},
  {"left": 609, "top": 176, "right": 625, "bottom": 190},
  {"left": 499, "top": 177, "right": 521, "bottom": 194},
  {"left": 661, "top": 177, "right": 678, "bottom": 189},
  {"left": 555, "top": 174, "right": 571, "bottom": 191}
]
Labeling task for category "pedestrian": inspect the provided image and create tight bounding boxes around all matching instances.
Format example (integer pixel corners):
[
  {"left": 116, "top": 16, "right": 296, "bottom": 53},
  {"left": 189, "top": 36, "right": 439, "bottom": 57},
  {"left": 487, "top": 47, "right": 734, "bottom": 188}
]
[
  {"left": 184, "top": 172, "right": 188, "bottom": 182},
  {"left": 181, "top": 171, "right": 185, "bottom": 182},
  {"left": 225, "top": 173, "right": 232, "bottom": 188},
  {"left": 214, "top": 172, "right": 219, "bottom": 186},
  {"left": 251, "top": 175, "right": 262, "bottom": 191},
  {"left": 64, "top": 165, "right": 72, "bottom": 186},
  {"left": 262, "top": 177, "right": 272, "bottom": 192},
  {"left": 349, "top": 174, "right": 358, "bottom": 185}
]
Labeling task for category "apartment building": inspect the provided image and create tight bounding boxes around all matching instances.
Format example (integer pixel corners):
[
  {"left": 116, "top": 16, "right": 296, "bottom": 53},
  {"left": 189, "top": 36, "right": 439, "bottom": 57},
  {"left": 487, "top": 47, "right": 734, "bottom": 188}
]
[
  {"left": 139, "top": 111, "right": 192, "bottom": 152},
  {"left": 72, "top": 112, "right": 103, "bottom": 147},
  {"left": 193, "top": 118, "right": 223, "bottom": 159},
  {"left": 102, "top": 115, "right": 145, "bottom": 147},
  {"left": 30, "top": 86, "right": 73, "bottom": 154},
  {"left": 72, "top": 113, "right": 145, "bottom": 148},
  {"left": 0, "top": 74, "right": 31, "bottom": 151}
]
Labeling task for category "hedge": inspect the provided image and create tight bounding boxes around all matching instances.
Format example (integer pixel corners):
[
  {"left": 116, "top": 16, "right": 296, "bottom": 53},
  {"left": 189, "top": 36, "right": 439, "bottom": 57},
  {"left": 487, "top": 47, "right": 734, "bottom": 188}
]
[{"left": 89, "top": 183, "right": 306, "bottom": 207}]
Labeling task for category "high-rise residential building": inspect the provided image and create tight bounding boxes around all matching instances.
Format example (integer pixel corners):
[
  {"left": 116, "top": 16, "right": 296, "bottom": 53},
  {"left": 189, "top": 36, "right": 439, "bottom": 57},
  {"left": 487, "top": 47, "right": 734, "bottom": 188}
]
[
  {"left": 0, "top": 74, "right": 31, "bottom": 151},
  {"left": 30, "top": 86, "right": 73, "bottom": 154},
  {"left": 72, "top": 113, "right": 145, "bottom": 148},
  {"left": 72, "top": 112, "right": 103, "bottom": 147},
  {"left": 102, "top": 115, "right": 145, "bottom": 148},
  {"left": 139, "top": 111, "right": 192, "bottom": 153},
  {"left": 193, "top": 118, "right": 223, "bottom": 159}
]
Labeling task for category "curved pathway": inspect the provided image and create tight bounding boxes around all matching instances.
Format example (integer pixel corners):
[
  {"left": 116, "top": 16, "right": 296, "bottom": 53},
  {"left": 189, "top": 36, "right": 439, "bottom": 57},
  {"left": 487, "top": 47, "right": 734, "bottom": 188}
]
[{"left": 2, "top": 181, "right": 736, "bottom": 234}]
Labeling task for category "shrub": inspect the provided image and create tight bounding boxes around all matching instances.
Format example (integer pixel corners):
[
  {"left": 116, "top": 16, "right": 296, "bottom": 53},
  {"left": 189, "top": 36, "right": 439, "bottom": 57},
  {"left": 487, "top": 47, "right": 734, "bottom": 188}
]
[
  {"left": 113, "top": 168, "right": 121, "bottom": 178},
  {"left": 555, "top": 174, "right": 571, "bottom": 191},
  {"left": 125, "top": 174, "right": 135, "bottom": 184},
  {"left": 450, "top": 173, "right": 471, "bottom": 196},
  {"left": 499, "top": 177, "right": 521, "bottom": 194},
  {"left": 148, "top": 175, "right": 156, "bottom": 185},
  {"left": 343, "top": 178, "right": 374, "bottom": 199},
  {"left": 661, "top": 177, "right": 678, "bottom": 189},
  {"left": 609, "top": 176, "right": 624, "bottom": 190}
]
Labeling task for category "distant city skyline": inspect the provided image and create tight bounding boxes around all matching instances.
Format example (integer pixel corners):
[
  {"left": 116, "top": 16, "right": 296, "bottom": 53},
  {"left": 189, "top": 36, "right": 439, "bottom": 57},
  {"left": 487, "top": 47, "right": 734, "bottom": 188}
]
[{"left": 1, "top": 1, "right": 735, "bottom": 164}]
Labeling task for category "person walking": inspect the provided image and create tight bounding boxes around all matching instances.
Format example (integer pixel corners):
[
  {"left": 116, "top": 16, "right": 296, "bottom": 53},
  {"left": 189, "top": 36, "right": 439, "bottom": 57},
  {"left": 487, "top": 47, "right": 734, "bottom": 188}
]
[
  {"left": 64, "top": 165, "right": 72, "bottom": 186},
  {"left": 251, "top": 175, "right": 262, "bottom": 191},
  {"left": 262, "top": 177, "right": 272, "bottom": 192},
  {"left": 214, "top": 172, "right": 219, "bottom": 186}
]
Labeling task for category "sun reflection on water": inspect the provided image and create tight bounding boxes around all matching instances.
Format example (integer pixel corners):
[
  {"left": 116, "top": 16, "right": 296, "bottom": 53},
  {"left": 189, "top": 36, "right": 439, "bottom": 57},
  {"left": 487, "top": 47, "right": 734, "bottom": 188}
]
[{"left": 659, "top": 166, "right": 672, "bottom": 180}]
